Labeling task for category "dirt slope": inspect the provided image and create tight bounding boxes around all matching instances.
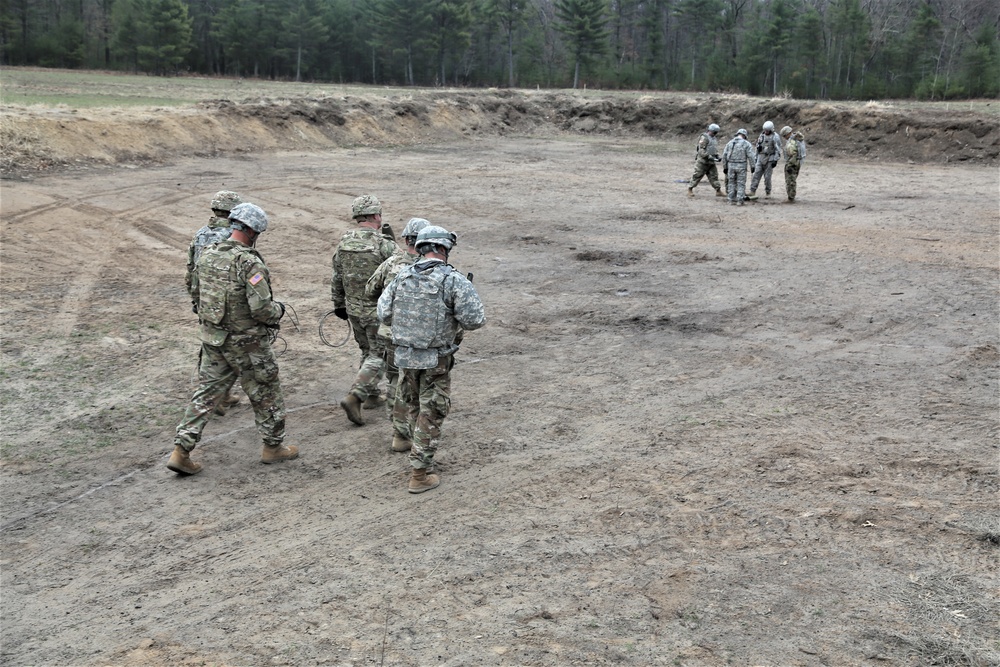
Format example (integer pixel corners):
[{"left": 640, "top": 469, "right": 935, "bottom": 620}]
[{"left": 0, "top": 93, "right": 998, "bottom": 666}]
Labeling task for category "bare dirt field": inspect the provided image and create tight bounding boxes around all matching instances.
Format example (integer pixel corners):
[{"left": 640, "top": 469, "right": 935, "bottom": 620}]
[{"left": 1, "top": 87, "right": 999, "bottom": 666}]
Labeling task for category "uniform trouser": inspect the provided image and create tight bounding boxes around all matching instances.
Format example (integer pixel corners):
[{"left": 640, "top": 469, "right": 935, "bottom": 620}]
[
  {"left": 347, "top": 315, "right": 385, "bottom": 401},
  {"left": 398, "top": 354, "right": 454, "bottom": 470},
  {"left": 382, "top": 341, "right": 409, "bottom": 439},
  {"left": 175, "top": 335, "right": 285, "bottom": 450},
  {"left": 750, "top": 156, "right": 776, "bottom": 194},
  {"left": 726, "top": 164, "right": 749, "bottom": 202},
  {"left": 689, "top": 159, "right": 720, "bottom": 191},
  {"left": 785, "top": 162, "right": 800, "bottom": 201}
]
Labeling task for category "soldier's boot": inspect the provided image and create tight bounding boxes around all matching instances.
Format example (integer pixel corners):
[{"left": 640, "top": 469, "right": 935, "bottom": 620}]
[
  {"left": 340, "top": 394, "right": 365, "bottom": 426},
  {"left": 261, "top": 444, "right": 299, "bottom": 464},
  {"left": 363, "top": 393, "right": 386, "bottom": 410},
  {"left": 686, "top": 187, "right": 694, "bottom": 197},
  {"left": 166, "top": 445, "right": 202, "bottom": 476},
  {"left": 391, "top": 433, "right": 411, "bottom": 453},
  {"left": 715, "top": 189, "right": 725, "bottom": 197},
  {"left": 214, "top": 392, "right": 241, "bottom": 416},
  {"left": 408, "top": 467, "right": 440, "bottom": 494}
]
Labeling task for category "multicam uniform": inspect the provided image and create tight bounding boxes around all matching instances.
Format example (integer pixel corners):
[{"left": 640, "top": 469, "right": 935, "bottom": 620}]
[
  {"left": 365, "top": 249, "right": 417, "bottom": 435},
  {"left": 688, "top": 131, "right": 722, "bottom": 193},
  {"left": 332, "top": 228, "right": 399, "bottom": 403},
  {"left": 750, "top": 130, "right": 783, "bottom": 196},
  {"left": 185, "top": 216, "right": 232, "bottom": 304},
  {"left": 377, "top": 258, "right": 485, "bottom": 471},
  {"left": 783, "top": 131, "right": 806, "bottom": 202},
  {"left": 175, "top": 239, "right": 285, "bottom": 452},
  {"left": 722, "top": 134, "right": 756, "bottom": 204}
]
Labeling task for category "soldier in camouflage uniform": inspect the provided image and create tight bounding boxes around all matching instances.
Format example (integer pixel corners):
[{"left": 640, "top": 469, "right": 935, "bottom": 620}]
[
  {"left": 364, "top": 217, "right": 430, "bottom": 453},
  {"left": 331, "top": 195, "right": 400, "bottom": 426},
  {"left": 377, "top": 225, "right": 486, "bottom": 493},
  {"left": 687, "top": 123, "right": 724, "bottom": 197},
  {"left": 168, "top": 203, "right": 297, "bottom": 476},
  {"left": 748, "top": 120, "right": 783, "bottom": 199},
  {"left": 780, "top": 125, "right": 806, "bottom": 203},
  {"left": 186, "top": 190, "right": 244, "bottom": 416},
  {"left": 721, "top": 129, "right": 755, "bottom": 206}
]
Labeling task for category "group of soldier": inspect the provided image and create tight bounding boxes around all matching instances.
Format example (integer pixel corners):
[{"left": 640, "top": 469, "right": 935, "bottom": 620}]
[
  {"left": 169, "top": 192, "right": 486, "bottom": 494},
  {"left": 688, "top": 120, "right": 806, "bottom": 205}
]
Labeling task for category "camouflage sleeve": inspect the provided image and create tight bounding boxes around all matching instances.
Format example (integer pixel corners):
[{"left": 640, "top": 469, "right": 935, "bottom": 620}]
[
  {"left": 242, "top": 255, "right": 282, "bottom": 326},
  {"left": 331, "top": 249, "right": 346, "bottom": 309},
  {"left": 696, "top": 135, "right": 709, "bottom": 159},
  {"left": 365, "top": 257, "right": 391, "bottom": 300},
  {"left": 185, "top": 240, "right": 197, "bottom": 298},
  {"left": 376, "top": 274, "right": 398, "bottom": 326},
  {"left": 448, "top": 274, "right": 486, "bottom": 332}
]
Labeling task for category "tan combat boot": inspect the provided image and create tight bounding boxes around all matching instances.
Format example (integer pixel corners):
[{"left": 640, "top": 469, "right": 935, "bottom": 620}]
[
  {"left": 261, "top": 444, "right": 299, "bottom": 464},
  {"left": 715, "top": 189, "right": 725, "bottom": 197},
  {"left": 214, "top": 392, "right": 241, "bottom": 416},
  {"left": 408, "top": 467, "right": 440, "bottom": 494},
  {"left": 686, "top": 187, "right": 694, "bottom": 197},
  {"left": 363, "top": 392, "right": 386, "bottom": 410},
  {"left": 391, "top": 433, "right": 411, "bottom": 453},
  {"left": 340, "top": 394, "right": 365, "bottom": 425},
  {"left": 167, "top": 445, "right": 203, "bottom": 475}
]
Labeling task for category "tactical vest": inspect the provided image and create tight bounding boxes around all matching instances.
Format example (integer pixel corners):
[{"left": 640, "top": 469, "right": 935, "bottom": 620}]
[
  {"left": 197, "top": 243, "right": 259, "bottom": 333},
  {"left": 339, "top": 231, "right": 386, "bottom": 290},
  {"left": 391, "top": 264, "right": 455, "bottom": 350}
]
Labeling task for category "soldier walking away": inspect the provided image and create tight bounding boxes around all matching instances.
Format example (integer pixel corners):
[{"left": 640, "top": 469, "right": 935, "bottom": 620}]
[
  {"left": 186, "top": 190, "right": 244, "bottom": 415},
  {"left": 721, "top": 129, "right": 755, "bottom": 206},
  {"left": 331, "top": 195, "right": 400, "bottom": 426},
  {"left": 377, "top": 225, "right": 486, "bottom": 493},
  {"left": 687, "top": 123, "right": 725, "bottom": 198},
  {"left": 748, "top": 120, "right": 783, "bottom": 199},
  {"left": 365, "top": 217, "right": 430, "bottom": 453},
  {"left": 781, "top": 125, "right": 806, "bottom": 203},
  {"left": 168, "top": 203, "right": 297, "bottom": 475}
]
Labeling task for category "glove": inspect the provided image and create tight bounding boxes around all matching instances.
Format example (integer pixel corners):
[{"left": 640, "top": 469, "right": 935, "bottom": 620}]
[
  {"left": 333, "top": 307, "right": 348, "bottom": 321},
  {"left": 191, "top": 302, "right": 198, "bottom": 314},
  {"left": 750, "top": 165, "right": 755, "bottom": 173},
  {"left": 277, "top": 301, "right": 286, "bottom": 319},
  {"left": 771, "top": 161, "right": 778, "bottom": 168}
]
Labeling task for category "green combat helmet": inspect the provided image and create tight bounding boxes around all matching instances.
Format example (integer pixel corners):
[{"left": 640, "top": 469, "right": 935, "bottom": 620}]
[
  {"left": 228, "top": 202, "right": 268, "bottom": 232},
  {"left": 415, "top": 225, "right": 457, "bottom": 255},
  {"left": 780, "top": 126, "right": 793, "bottom": 138},
  {"left": 211, "top": 190, "right": 242, "bottom": 213},
  {"left": 351, "top": 194, "right": 382, "bottom": 219}
]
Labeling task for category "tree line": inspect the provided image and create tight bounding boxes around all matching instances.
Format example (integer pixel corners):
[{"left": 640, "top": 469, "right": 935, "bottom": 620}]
[{"left": 2, "top": 0, "right": 998, "bottom": 100}]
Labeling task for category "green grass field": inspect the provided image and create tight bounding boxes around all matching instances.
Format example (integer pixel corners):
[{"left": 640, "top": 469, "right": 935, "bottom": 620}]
[{"left": 1, "top": 66, "right": 996, "bottom": 115}]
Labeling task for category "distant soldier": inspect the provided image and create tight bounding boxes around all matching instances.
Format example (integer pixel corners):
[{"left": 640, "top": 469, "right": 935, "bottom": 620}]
[
  {"left": 186, "top": 190, "right": 244, "bottom": 415},
  {"left": 377, "top": 225, "right": 486, "bottom": 493},
  {"left": 721, "top": 128, "right": 755, "bottom": 206},
  {"left": 748, "top": 120, "right": 783, "bottom": 199},
  {"left": 687, "top": 123, "right": 725, "bottom": 198},
  {"left": 331, "top": 195, "right": 400, "bottom": 426},
  {"left": 365, "top": 217, "right": 430, "bottom": 453},
  {"left": 169, "top": 203, "right": 297, "bottom": 475},
  {"left": 781, "top": 125, "right": 806, "bottom": 203}
]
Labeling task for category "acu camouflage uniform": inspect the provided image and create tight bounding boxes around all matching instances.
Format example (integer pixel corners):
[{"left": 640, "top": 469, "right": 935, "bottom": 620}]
[
  {"left": 185, "top": 216, "right": 233, "bottom": 303},
  {"left": 365, "top": 249, "right": 418, "bottom": 437},
  {"left": 750, "top": 131, "right": 783, "bottom": 196},
  {"left": 783, "top": 131, "right": 806, "bottom": 202},
  {"left": 332, "top": 228, "right": 399, "bottom": 402},
  {"left": 377, "top": 258, "right": 486, "bottom": 471},
  {"left": 722, "top": 135, "right": 755, "bottom": 204},
  {"left": 175, "top": 239, "right": 285, "bottom": 452},
  {"left": 689, "top": 131, "right": 722, "bottom": 193}
]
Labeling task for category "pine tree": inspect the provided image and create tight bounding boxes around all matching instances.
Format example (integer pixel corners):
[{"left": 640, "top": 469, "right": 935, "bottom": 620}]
[
  {"left": 554, "top": 0, "right": 610, "bottom": 89},
  {"left": 134, "top": 0, "right": 194, "bottom": 75}
]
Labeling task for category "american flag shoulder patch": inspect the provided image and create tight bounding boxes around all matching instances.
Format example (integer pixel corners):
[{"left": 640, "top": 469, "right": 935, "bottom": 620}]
[{"left": 249, "top": 272, "right": 264, "bottom": 286}]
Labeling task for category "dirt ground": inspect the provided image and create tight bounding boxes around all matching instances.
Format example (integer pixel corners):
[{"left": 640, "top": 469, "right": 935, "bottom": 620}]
[{"left": 1, "top": 90, "right": 999, "bottom": 667}]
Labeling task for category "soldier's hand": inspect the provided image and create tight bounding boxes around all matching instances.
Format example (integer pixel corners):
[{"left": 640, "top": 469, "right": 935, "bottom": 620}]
[
  {"left": 191, "top": 302, "right": 199, "bottom": 314},
  {"left": 277, "top": 301, "right": 286, "bottom": 320},
  {"left": 333, "top": 307, "right": 348, "bottom": 321},
  {"left": 771, "top": 161, "right": 778, "bottom": 168}
]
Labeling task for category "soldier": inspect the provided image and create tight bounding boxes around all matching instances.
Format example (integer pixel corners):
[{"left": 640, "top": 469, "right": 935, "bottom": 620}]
[
  {"left": 377, "top": 225, "right": 486, "bottom": 493},
  {"left": 781, "top": 125, "right": 806, "bottom": 203},
  {"left": 721, "top": 129, "right": 756, "bottom": 206},
  {"left": 687, "top": 123, "right": 725, "bottom": 198},
  {"left": 331, "top": 194, "right": 400, "bottom": 426},
  {"left": 186, "top": 190, "right": 244, "bottom": 416},
  {"left": 168, "top": 203, "right": 297, "bottom": 475},
  {"left": 364, "top": 217, "right": 430, "bottom": 453},
  {"left": 748, "top": 120, "right": 783, "bottom": 199}
]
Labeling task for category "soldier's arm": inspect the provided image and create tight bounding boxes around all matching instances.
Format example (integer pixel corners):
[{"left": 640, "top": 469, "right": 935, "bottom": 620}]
[
  {"left": 330, "top": 250, "right": 346, "bottom": 309},
  {"left": 243, "top": 257, "right": 283, "bottom": 326},
  {"left": 450, "top": 276, "right": 486, "bottom": 332},
  {"left": 365, "top": 258, "right": 390, "bottom": 300},
  {"left": 376, "top": 279, "right": 396, "bottom": 326},
  {"left": 185, "top": 241, "right": 197, "bottom": 297}
]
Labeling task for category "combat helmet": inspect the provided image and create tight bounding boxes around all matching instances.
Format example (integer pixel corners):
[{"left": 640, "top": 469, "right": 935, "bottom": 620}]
[
  {"left": 780, "top": 125, "right": 793, "bottom": 138},
  {"left": 708, "top": 123, "right": 720, "bottom": 133},
  {"left": 401, "top": 217, "right": 430, "bottom": 241},
  {"left": 351, "top": 194, "right": 382, "bottom": 219},
  {"left": 415, "top": 225, "right": 457, "bottom": 255},
  {"left": 737, "top": 128, "right": 748, "bottom": 138},
  {"left": 763, "top": 120, "right": 775, "bottom": 132},
  {"left": 229, "top": 202, "right": 268, "bottom": 233},
  {"left": 211, "top": 190, "right": 242, "bottom": 213}
]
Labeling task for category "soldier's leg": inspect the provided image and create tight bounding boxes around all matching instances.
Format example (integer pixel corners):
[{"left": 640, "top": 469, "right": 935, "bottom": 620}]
[
  {"left": 785, "top": 163, "right": 799, "bottom": 201},
  {"left": 749, "top": 156, "right": 763, "bottom": 193},
  {"left": 175, "top": 344, "right": 238, "bottom": 451},
  {"left": 726, "top": 166, "right": 737, "bottom": 202},
  {"left": 347, "top": 314, "right": 369, "bottom": 361},
  {"left": 382, "top": 341, "right": 398, "bottom": 417},
  {"left": 707, "top": 163, "right": 722, "bottom": 194},
  {"left": 229, "top": 335, "right": 286, "bottom": 448},
  {"left": 351, "top": 320, "right": 385, "bottom": 403},
  {"left": 688, "top": 160, "right": 707, "bottom": 189},
  {"left": 394, "top": 368, "right": 421, "bottom": 450},
  {"left": 408, "top": 354, "right": 453, "bottom": 471},
  {"left": 736, "top": 167, "right": 747, "bottom": 205},
  {"left": 763, "top": 160, "right": 774, "bottom": 195}
]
